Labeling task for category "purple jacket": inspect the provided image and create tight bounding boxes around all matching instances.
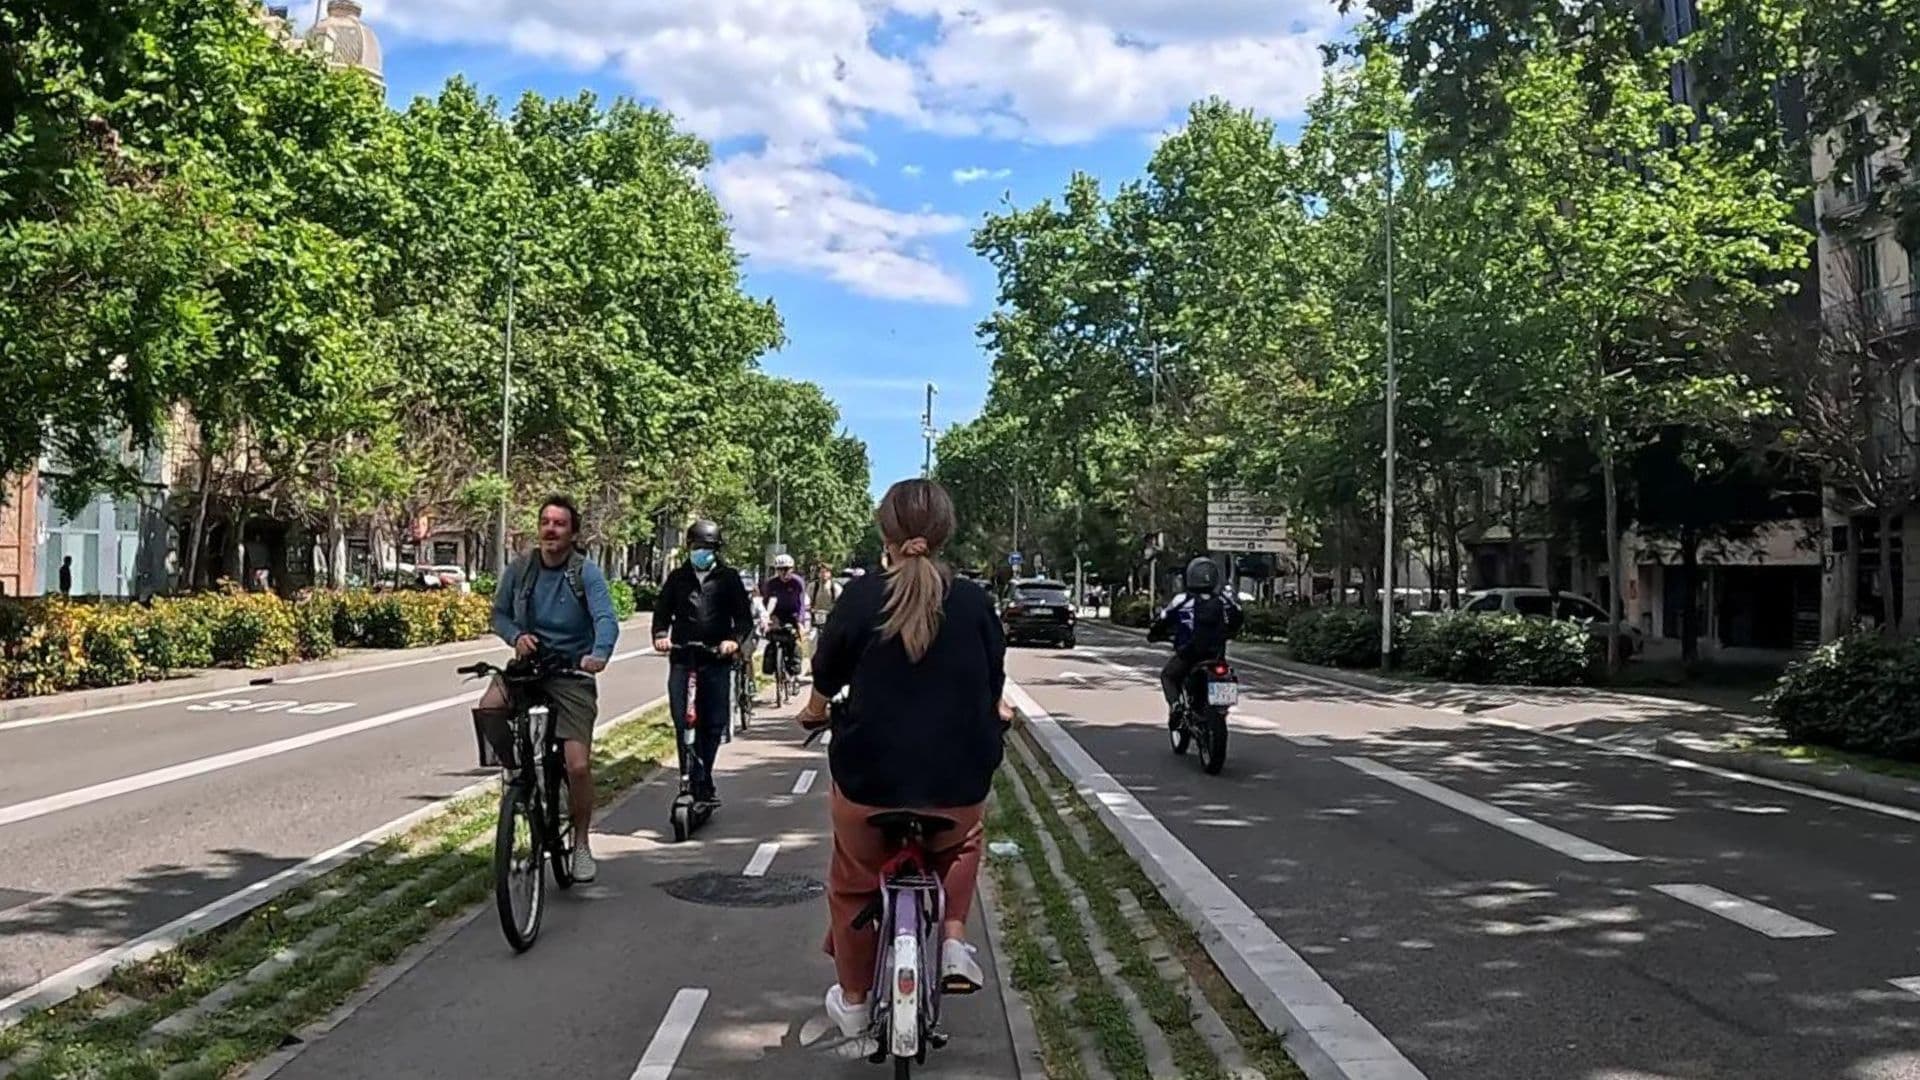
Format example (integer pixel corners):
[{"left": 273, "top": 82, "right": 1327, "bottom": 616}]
[{"left": 760, "top": 573, "right": 808, "bottom": 625}]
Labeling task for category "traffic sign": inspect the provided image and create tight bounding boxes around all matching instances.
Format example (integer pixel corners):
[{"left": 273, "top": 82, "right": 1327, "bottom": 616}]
[
  {"left": 1009, "top": 551, "right": 1023, "bottom": 569},
  {"left": 1207, "top": 487, "right": 1288, "bottom": 553}
]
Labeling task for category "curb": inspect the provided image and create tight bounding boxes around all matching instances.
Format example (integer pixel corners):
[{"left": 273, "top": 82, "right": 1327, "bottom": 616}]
[
  {"left": 1655, "top": 737, "right": 1920, "bottom": 813},
  {"left": 0, "top": 696, "right": 667, "bottom": 1032},
  {"left": 0, "top": 618, "right": 654, "bottom": 725},
  {"left": 1005, "top": 682, "right": 1427, "bottom": 1080},
  {"left": 976, "top": 852, "right": 1049, "bottom": 1080}
]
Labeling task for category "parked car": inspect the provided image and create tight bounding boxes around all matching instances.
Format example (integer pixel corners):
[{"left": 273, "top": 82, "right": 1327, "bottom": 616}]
[
  {"left": 1460, "top": 587, "right": 1643, "bottom": 655},
  {"left": 424, "top": 565, "right": 471, "bottom": 593},
  {"left": 1001, "top": 578, "right": 1077, "bottom": 648}
]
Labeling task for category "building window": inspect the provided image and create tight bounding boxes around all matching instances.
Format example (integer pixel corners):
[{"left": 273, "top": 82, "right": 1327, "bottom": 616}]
[{"left": 1838, "top": 117, "right": 1874, "bottom": 205}]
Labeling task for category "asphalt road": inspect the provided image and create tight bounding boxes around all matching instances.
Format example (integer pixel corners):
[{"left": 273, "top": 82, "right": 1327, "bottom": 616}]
[
  {"left": 261, "top": 717, "right": 1021, "bottom": 1080},
  {"left": 0, "top": 630, "right": 668, "bottom": 1005},
  {"left": 1009, "top": 623, "right": 1920, "bottom": 1080}
]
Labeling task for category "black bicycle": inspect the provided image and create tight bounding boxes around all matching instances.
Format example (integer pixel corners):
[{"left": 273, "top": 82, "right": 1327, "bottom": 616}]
[
  {"left": 462, "top": 652, "right": 583, "bottom": 952},
  {"left": 732, "top": 631, "right": 757, "bottom": 737},
  {"left": 766, "top": 623, "right": 801, "bottom": 709}
]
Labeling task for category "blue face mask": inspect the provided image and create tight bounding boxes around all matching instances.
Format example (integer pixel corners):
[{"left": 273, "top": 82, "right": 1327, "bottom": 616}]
[{"left": 689, "top": 549, "right": 716, "bottom": 571}]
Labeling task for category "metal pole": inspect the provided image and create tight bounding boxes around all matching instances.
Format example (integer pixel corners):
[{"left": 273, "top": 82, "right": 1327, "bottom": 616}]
[
  {"left": 922, "top": 383, "right": 938, "bottom": 477},
  {"left": 775, "top": 475, "right": 783, "bottom": 550},
  {"left": 1012, "top": 481, "right": 1021, "bottom": 570},
  {"left": 494, "top": 243, "right": 515, "bottom": 576},
  {"left": 1379, "top": 131, "right": 1399, "bottom": 666}
]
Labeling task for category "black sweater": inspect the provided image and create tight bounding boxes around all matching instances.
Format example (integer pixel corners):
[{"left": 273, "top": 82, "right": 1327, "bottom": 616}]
[
  {"left": 651, "top": 564, "right": 754, "bottom": 647},
  {"left": 812, "top": 571, "right": 1007, "bottom": 808}
]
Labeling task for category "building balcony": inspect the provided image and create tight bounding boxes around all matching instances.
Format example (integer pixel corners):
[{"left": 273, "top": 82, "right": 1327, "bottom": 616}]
[{"left": 1861, "top": 284, "right": 1920, "bottom": 341}]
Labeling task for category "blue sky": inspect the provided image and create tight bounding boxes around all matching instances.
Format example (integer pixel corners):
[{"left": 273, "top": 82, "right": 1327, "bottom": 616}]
[{"left": 361, "top": 0, "right": 1343, "bottom": 493}]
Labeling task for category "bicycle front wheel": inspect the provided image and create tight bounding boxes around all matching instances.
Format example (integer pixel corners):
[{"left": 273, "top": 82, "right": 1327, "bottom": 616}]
[{"left": 495, "top": 786, "right": 545, "bottom": 952}]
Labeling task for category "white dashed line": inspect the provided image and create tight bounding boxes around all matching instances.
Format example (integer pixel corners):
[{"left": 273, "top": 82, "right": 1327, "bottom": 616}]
[
  {"left": 1336, "top": 756, "right": 1640, "bottom": 864},
  {"left": 628, "top": 987, "right": 709, "bottom": 1080},
  {"left": 743, "top": 841, "right": 780, "bottom": 877},
  {"left": 791, "top": 769, "right": 818, "bottom": 796},
  {"left": 1652, "top": 883, "right": 1834, "bottom": 939},
  {"left": 1890, "top": 976, "right": 1920, "bottom": 999},
  {"left": 1284, "top": 734, "right": 1328, "bottom": 747}
]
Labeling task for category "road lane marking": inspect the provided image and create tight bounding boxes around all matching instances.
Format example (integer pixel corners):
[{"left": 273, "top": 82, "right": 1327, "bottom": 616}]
[
  {"left": 1284, "top": 734, "right": 1328, "bottom": 747},
  {"left": 1891, "top": 977, "right": 1920, "bottom": 998},
  {"left": 1336, "top": 756, "right": 1640, "bottom": 863},
  {"left": 1085, "top": 623, "right": 1920, "bottom": 828},
  {"left": 1652, "top": 883, "right": 1834, "bottom": 939},
  {"left": 0, "top": 692, "right": 482, "bottom": 828},
  {"left": 1007, "top": 681, "right": 1429, "bottom": 1080},
  {"left": 792, "top": 769, "right": 818, "bottom": 796},
  {"left": 743, "top": 842, "right": 780, "bottom": 877},
  {"left": 630, "top": 988, "right": 709, "bottom": 1080}
]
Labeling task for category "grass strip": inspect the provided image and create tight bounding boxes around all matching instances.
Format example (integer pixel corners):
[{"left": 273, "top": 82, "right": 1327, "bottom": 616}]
[
  {"left": 986, "top": 849, "right": 1091, "bottom": 1080},
  {"left": 992, "top": 769, "right": 1150, "bottom": 1078},
  {"left": 3, "top": 708, "right": 671, "bottom": 1080},
  {"left": 1729, "top": 737, "right": 1920, "bottom": 782},
  {"left": 1004, "top": 753, "right": 1225, "bottom": 1080},
  {"left": 1010, "top": 736, "right": 1305, "bottom": 1080}
]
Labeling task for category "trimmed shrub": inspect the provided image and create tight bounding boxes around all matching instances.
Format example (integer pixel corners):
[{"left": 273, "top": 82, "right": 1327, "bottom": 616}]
[
  {"left": 1402, "top": 613, "right": 1593, "bottom": 687},
  {"left": 197, "top": 591, "right": 300, "bottom": 668},
  {"left": 472, "top": 572, "right": 498, "bottom": 597},
  {"left": 1286, "top": 607, "right": 1383, "bottom": 668},
  {"left": 1240, "top": 605, "right": 1292, "bottom": 642},
  {"left": 292, "top": 590, "right": 338, "bottom": 661},
  {"left": 631, "top": 580, "right": 660, "bottom": 614},
  {"left": 133, "top": 598, "right": 215, "bottom": 674},
  {"left": 1773, "top": 634, "right": 1920, "bottom": 760},
  {"left": 1111, "top": 594, "right": 1154, "bottom": 628},
  {"left": 610, "top": 580, "right": 637, "bottom": 621}
]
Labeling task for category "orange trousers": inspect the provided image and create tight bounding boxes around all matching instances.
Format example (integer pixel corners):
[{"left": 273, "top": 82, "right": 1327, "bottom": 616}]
[{"left": 824, "top": 786, "right": 986, "bottom": 996}]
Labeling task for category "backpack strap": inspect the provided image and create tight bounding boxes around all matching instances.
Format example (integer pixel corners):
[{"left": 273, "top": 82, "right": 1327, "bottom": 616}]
[{"left": 563, "top": 551, "right": 589, "bottom": 614}]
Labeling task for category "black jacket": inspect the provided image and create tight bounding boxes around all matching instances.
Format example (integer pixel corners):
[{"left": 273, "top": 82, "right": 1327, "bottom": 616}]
[
  {"left": 812, "top": 571, "right": 1006, "bottom": 808},
  {"left": 651, "top": 563, "right": 754, "bottom": 647}
]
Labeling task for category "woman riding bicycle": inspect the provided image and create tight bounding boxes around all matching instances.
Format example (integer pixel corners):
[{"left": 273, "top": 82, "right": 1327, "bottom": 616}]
[{"left": 797, "top": 478, "right": 1010, "bottom": 1039}]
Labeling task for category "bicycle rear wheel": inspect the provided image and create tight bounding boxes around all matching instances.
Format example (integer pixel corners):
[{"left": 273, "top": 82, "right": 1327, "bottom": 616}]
[{"left": 495, "top": 786, "right": 545, "bottom": 951}]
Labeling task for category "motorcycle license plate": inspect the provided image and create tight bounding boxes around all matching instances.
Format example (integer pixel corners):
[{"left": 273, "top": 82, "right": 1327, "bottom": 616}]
[{"left": 1207, "top": 681, "right": 1239, "bottom": 707}]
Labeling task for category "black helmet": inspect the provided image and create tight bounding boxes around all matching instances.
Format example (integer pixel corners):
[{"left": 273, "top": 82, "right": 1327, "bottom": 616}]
[
  {"left": 686, "top": 520, "right": 723, "bottom": 549},
  {"left": 1183, "top": 556, "right": 1221, "bottom": 594}
]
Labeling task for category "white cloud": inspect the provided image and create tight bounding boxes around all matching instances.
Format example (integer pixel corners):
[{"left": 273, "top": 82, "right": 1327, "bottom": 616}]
[
  {"left": 366, "top": 0, "right": 1343, "bottom": 301},
  {"left": 709, "top": 152, "right": 970, "bottom": 305},
  {"left": 952, "top": 166, "right": 1013, "bottom": 184}
]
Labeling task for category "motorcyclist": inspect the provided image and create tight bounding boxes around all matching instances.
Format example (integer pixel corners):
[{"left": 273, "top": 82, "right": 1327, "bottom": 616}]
[
  {"left": 1149, "top": 557, "right": 1242, "bottom": 727},
  {"left": 651, "top": 521, "right": 754, "bottom": 806}
]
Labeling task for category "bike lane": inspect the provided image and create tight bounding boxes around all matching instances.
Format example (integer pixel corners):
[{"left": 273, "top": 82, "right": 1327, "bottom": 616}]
[
  {"left": 254, "top": 720, "right": 1026, "bottom": 1080},
  {"left": 1006, "top": 628, "right": 1920, "bottom": 1080}
]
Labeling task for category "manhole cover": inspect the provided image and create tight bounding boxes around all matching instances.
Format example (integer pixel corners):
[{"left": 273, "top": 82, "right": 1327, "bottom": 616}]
[{"left": 659, "top": 871, "right": 825, "bottom": 908}]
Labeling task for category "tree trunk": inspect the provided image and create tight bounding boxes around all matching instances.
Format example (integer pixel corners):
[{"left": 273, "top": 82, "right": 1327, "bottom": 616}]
[
  {"left": 1505, "top": 471, "right": 1524, "bottom": 586},
  {"left": 1600, "top": 421, "right": 1623, "bottom": 676},
  {"left": 1879, "top": 509, "right": 1897, "bottom": 634},
  {"left": 1443, "top": 472, "right": 1461, "bottom": 607},
  {"left": 185, "top": 448, "right": 213, "bottom": 591},
  {"left": 1679, "top": 523, "right": 1700, "bottom": 664}
]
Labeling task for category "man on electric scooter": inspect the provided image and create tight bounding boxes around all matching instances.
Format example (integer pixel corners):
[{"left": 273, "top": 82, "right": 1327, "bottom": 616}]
[
  {"left": 651, "top": 520, "right": 754, "bottom": 807},
  {"left": 1149, "top": 557, "right": 1243, "bottom": 727},
  {"left": 481, "top": 496, "right": 621, "bottom": 883}
]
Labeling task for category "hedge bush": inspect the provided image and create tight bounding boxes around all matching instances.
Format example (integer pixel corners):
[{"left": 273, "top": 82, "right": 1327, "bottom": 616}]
[
  {"left": 1773, "top": 634, "right": 1920, "bottom": 760},
  {"left": 1286, "top": 607, "right": 1383, "bottom": 668},
  {"left": 1401, "top": 613, "right": 1593, "bottom": 687},
  {"left": 631, "top": 580, "right": 660, "bottom": 615},
  {"left": 0, "top": 589, "right": 496, "bottom": 700},
  {"left": 1111, "top": 594, "right": 1155, "bottom": 628},
  {"left": 610, "top": 581, "right": 637, "bottom": 621},
  {"left": 1240, "top": 605, "right": 1293, "bottom": 642}
]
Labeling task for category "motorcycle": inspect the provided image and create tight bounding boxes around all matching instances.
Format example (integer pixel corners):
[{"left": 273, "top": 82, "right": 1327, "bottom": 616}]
[{"left": 1169, "top": 658, "right": 1236, "bottom": 775}]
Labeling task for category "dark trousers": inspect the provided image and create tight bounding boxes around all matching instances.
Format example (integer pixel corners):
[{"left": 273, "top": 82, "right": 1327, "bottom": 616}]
[
  {"left": 763, "top": 625, "right": 801, "bottom": 676},
  {"left": 1161, "top": 654, "right": 1195, "bottom": 709},
  {"left": 668, "top": 660, "right": 732, "bottom": 799}
]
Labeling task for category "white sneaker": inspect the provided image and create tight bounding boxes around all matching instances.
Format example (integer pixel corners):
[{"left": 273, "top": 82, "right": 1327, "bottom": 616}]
[
  {"left": 940, "top": 939, "right": 983, "bottom": 994},
  {"left": 571, "top": 844, "right": 597, "bottom": 883},
  {"left": 824, "top": 984, "right": 871, "bottom": 1039}
]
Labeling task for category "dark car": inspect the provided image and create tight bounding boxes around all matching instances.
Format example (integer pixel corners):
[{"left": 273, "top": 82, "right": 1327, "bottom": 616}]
[{"left": 1001, "top": 578, "right": 1076, "bottom": 648}]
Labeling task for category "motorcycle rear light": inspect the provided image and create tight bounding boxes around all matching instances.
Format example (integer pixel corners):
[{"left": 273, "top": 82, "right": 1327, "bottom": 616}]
[{"left": 1212, "top": 664, "right": 1230, "bottom": 676}]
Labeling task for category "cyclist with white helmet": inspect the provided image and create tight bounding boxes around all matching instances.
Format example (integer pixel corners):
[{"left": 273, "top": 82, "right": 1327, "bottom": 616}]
[{"left": 760, "top": 552, "right": 807, "bottom": 679}]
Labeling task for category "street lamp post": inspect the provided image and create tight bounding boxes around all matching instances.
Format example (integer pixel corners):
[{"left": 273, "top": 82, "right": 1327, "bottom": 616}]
[
  {"left": 1377, "top": 129, "right": 1400, "bottom": 666},
  {"left": 922, "top": 382, "right": 939, "bottom": 477},
  {"left": 494, "top": 242, "right": 516, "bottom": 577}
]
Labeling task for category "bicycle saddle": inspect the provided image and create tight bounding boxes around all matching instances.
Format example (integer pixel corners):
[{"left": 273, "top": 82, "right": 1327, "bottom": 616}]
[{"left": 866, "top": 811, "right": 956, "bottom": 841}]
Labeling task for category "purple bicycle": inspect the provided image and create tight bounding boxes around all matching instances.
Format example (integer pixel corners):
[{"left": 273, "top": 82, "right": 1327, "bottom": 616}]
[{"left": 857, "top": 811, "right": 954, "bottom": 1077}]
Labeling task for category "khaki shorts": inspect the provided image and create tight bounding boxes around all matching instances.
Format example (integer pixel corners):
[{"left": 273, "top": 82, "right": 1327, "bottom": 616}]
[{"left": 481, "top": 674, "right": 598, "bottom": 747}]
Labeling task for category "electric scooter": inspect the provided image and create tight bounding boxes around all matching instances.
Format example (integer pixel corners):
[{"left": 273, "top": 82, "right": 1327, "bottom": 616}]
[{"left": 669, "top": 642, "right": 728, "bottom": 842}]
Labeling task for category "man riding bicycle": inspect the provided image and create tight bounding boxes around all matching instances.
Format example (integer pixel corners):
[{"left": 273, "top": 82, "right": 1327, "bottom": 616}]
[
  {"left": 652, "top": 521, "right": 753, "bottom": 806},
  {"left": 1149, "top": 557, "right": 1242, "bottom": 729},
  {"left": 759, "top": 553, "right": 807, "bottom": 680},
  {"left": 480, "top": 495, "right": 620, "bottom": 882}
]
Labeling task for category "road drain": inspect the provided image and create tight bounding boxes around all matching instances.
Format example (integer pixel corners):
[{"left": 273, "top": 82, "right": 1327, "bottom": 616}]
[{"left": 659, "top": 871, "right": 825, "bottom": 907}]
